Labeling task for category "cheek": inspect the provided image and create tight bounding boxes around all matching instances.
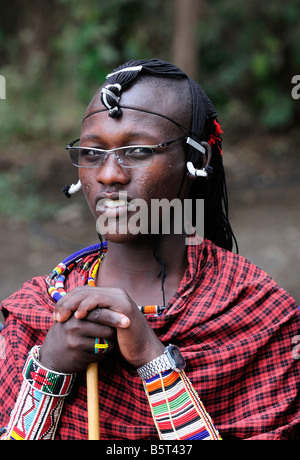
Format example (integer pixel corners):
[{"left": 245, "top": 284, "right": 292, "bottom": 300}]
[
  {"left": 137, "top": 158, "right": 185, "bottom": 202},
  {"left": 79, "top": 171, "right": 91, "bottom": 196},
  {"left": 79, "top": 171, "right": 96, "bottom": 212}
]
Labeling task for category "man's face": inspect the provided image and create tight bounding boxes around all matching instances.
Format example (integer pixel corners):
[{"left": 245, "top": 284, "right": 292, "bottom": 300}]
[{"left": 79, "top": 82, "right": 190, "bottom": 242}]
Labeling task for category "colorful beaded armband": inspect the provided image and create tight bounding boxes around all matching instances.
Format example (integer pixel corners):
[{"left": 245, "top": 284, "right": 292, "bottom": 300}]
[
  {"left": 1, "top": 347, "right": 76, "bottom": 440},
  {"left": 23, "top": 346, "right": 75, "bottom": 397},
  {"left": 143, "top": 370, "right": 221, "bottom": 440}
]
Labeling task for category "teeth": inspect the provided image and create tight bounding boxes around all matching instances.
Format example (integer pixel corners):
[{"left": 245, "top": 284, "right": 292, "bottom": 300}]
[
  {"left": 106, "top": 199, "right": 127, "bottom": 208},
  {"left": 97, "top": 199, "right": 128, "bottom": 211}
]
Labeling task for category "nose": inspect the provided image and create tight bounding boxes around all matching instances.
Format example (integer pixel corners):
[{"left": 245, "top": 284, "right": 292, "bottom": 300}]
[{"left": 95, "top": 152, "right": 130, "bottom": 186}]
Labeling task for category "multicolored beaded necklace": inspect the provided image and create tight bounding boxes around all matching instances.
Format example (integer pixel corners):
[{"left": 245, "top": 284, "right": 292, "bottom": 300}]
[{"left": 46, "top": 242, "right": 166, "bottom": 317}]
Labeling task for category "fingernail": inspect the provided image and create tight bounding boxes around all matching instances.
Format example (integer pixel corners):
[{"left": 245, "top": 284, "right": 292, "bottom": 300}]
[
  {"left": 120, "top": 316, "right": 130, "bottom": 327},
  {"left": 55, "top": 312, "right": 61, "bottom": 322}
]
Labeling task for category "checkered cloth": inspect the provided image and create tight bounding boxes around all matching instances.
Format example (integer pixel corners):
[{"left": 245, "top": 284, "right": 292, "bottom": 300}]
[{"left": 0, "top": 239, "right": 299, "bottom": 440}]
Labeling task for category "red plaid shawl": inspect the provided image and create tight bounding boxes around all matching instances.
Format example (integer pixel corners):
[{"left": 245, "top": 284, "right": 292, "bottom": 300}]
[{"left": 0, "top": 239, "right": 299, "bottom": 440}]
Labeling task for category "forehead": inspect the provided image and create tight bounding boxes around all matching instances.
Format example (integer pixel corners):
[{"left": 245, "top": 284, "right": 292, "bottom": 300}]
[
  {"left": 121, "top": 80, "right": 179, "bottom": 115},
  {"left": 81, "top": 109, "right": 180, "bottom": 144},
  {"left": 82, "top": 81, "right": 185, "bottom": 140}
]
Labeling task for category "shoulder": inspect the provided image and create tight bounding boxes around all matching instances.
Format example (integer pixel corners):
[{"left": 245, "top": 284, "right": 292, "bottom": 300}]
[
  {"left": 1, "top": 275, "right": 52, "bottom": 311},
  {"left": 201, "top": 238, "right": 281, "bottom": 284},
  {"left": 0, "top": 241, "right": 103, "bottom": 330},
  {"left": 0, "top": 259, "right": 87, "bottom": 330},
  {"left": 194, "top": 238, "right": 298, "bottom": 310},
  {"left": 0, "top": 276, "right": 56, "bottom": 334}
]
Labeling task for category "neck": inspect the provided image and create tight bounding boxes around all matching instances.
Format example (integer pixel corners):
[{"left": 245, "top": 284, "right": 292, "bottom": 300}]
[{"left": 96, "top": 233, "right": 188, "bottom": 306}]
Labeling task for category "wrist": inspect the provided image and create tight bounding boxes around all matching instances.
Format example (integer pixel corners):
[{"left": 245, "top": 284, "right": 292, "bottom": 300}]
[
  {"left": 130, "top": 341, "right": 165, "bottom": 369},
  {"left": 39, "top": 344, "right": 68, "bottom": 373},
  {"left": 23, "top": 346, "right": 76, "bottom": 397},
  {"left": 137, "top": 344, "right": 186, "bottom": 380}
]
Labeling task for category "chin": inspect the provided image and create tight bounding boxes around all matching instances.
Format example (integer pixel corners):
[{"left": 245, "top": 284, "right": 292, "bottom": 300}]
[
  {"left": 96, "top": 220, "right": 142, "bottom": 244},
  {"left": 100, "top": 232, "right": 145, "bottom": 245}
]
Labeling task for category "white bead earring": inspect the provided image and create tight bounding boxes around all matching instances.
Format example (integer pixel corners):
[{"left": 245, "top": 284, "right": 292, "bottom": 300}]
[
  {"left": 63, "top": 180, "right": 82, "bottom": 198},
  {"left": 186, "top": 161, "right": 208, "bottom": 177},
  {"left": 185, "top": 137, "right": 209, "bottom": 177}
]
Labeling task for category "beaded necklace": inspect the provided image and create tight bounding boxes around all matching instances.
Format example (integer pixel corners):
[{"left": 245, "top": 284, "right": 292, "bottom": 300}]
[{"left": 46, "top": 242, "right": 166, "bottom": 317}]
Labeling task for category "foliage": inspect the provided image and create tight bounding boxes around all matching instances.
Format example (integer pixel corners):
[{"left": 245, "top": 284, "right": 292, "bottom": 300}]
[
  {"left": 198, "top": 0, "right": 300, "bottom": 130},
  {"left": 0, "top": 0, "right": 299, "bottom": 143}
]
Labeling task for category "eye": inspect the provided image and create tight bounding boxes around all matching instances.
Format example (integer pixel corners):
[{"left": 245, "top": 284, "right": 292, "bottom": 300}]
[
  {"left": 126, "top": 147, "right": 153, "bottom": 161},
  {"left": 80, "top": 148, "right": 101, "bottom": 157},
  {"left": 79, "top": 148, "right": 104, "bottom": 162}
]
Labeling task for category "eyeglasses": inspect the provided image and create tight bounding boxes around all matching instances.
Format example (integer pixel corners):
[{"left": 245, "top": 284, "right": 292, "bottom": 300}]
[{"left": 65, "top": 136, "right": 186, "bottom": 169}]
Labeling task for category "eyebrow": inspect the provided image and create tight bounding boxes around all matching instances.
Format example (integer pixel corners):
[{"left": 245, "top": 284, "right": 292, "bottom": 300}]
[
  {"left": 80, "top": 134, "right": 102, "bottom": 143},
  {"left": 80, "top": 132, "right": 159, "bottom": 145}
]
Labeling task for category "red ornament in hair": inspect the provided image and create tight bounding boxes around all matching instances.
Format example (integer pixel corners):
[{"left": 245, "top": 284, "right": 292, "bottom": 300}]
[{"left": 208, "top": 119, "right": 223, "bottom": 155}]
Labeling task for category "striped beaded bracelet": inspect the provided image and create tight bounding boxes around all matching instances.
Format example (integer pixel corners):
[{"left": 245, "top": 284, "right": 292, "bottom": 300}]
[{"left": 23, "top": 346, "right": 75, "bottom": 397}]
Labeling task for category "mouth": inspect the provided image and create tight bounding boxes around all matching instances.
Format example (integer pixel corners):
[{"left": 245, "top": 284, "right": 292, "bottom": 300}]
[
  {"left": 97, "top": 198, "right": 129, "bottom": 212},
  {"left": 95, "top": 192, "right": 133, "bottom": 217}
]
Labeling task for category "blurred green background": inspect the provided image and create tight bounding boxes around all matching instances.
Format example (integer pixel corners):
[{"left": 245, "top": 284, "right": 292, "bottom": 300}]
[{"left": 0, "top": 0, "right": 299, "bottom": 313}]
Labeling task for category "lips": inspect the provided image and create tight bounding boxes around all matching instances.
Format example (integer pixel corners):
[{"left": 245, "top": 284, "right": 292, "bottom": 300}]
[
  {"left": 95, "top": 192, "right": 133, "bottom": 215},
  {"left": 97, "top": 198, "right": 128, "bottom": 211}
]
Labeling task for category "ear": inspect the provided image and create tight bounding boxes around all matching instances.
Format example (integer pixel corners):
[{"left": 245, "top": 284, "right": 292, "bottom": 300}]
[
  {"left": 185, "top": 137, "right": 212, "bottom": 169},
  {"left": 200, "top": 141, "right": 212, "bottom": 169},
  {"left": 186, "top": 139, "right": 213, "bottom": 179}
]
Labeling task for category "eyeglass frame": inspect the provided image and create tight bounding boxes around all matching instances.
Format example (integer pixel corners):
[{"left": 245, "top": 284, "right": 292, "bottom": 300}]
[{"left": 65, "top": 136, "right": 187, "bottom": 169}]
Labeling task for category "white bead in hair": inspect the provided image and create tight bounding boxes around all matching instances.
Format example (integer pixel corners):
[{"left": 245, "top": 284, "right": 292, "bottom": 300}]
[
  {"left": 101, "top": 84, "right": 122, "bottom": 111},
  {"left": 106, "top": 65, "right": 143, "bottom": 79}
]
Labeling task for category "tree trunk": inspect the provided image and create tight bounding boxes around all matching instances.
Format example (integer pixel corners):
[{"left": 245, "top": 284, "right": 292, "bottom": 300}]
[{"left": 172, "top": 0, "right": 201, "bottom": 78}]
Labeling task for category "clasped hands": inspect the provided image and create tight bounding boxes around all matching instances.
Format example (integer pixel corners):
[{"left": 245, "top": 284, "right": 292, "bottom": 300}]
[{"left": 39, "top": 286, "right": 164, "bottom": 374}]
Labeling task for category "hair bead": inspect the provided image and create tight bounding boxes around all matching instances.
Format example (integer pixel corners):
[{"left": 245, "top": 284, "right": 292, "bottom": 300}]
[{"left": 101, "top": 83, "right": 122, "bottom": 118}]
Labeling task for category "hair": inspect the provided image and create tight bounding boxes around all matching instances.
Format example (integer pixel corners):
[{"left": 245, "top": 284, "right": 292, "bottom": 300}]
[{"left": 95, "top": 58, "right": 237, "bottom": 252}]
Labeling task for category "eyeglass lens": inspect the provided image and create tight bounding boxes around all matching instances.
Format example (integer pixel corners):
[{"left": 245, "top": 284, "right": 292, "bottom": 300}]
[{"left": 69, "top": 146, "right": 154, "bottom": 168}]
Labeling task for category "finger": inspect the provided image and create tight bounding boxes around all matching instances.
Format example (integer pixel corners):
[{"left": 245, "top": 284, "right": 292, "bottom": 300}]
[
  {"left": 80, "top": 336, "right": 115, "bottom": 355},
  {"left": 54, "top": 286, "right": 133, "bottom": 323},
  {"left": 72, "top": 297, "right": 130, "bottom": 327},
  {"left": 53, "top": 286, "right": 96, "bottom": 322},
  {"left": 86, "top": 307, "right": 130, "bottom": 328},
  {"left": 92, "top": 337, "right": 114, "bottom": 356},
  {"left": 78, "top": 320, "right": 117, "bottom": 341},
  {"left": 73, "top": 296, "right": 109, "bottom": 320}
]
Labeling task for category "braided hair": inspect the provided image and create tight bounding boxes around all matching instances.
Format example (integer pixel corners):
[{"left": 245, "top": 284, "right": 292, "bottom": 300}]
[{"left": 89, "top": 58, "right": 237, "bottom": 252}]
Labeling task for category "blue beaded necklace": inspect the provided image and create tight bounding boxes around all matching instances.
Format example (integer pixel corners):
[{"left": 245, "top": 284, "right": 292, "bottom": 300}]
[{"left": 46, "top": 242, "right": 166, "bottom": 317}]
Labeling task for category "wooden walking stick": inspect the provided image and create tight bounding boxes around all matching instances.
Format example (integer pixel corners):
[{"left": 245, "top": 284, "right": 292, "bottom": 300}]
[{"left": 86, "top": 362, "right": 100, "bottom": 440}]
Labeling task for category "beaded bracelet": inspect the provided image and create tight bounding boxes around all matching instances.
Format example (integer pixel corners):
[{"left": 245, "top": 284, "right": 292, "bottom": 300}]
[
  {"left": 1, "top": 346, "right": 75, "bottom": 440},
  {"left": 143, "top": 370, "right": 221, "bottom": 440},
  {"left": 23, "top": 346, "right": 75, "bottom": 397}
]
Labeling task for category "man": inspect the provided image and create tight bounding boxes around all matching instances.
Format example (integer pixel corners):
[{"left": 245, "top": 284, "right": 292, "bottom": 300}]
[{"left": 0, "top": 59, "right": 299, "bottom": 440}]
